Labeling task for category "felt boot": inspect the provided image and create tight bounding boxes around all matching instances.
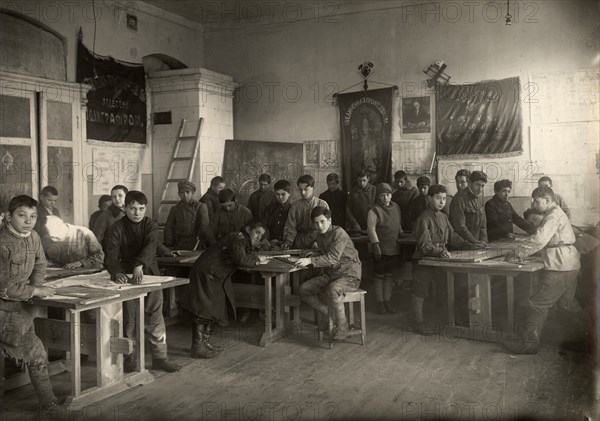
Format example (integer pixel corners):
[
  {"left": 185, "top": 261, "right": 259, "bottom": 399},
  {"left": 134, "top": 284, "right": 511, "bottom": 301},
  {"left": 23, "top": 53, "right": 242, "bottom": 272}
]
[
  {"left": 28, "top": 363, "right": 58, "bottom": 408},
  {"left": 412, "top": 295, "right": 434, "bottom": 336}
]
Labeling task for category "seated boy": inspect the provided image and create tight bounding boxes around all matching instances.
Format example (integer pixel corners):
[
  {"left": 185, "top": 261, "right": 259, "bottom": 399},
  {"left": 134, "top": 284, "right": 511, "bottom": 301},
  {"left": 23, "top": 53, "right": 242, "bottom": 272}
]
[
  {"left": 42, "top": 215, "right": 104, "bottom": 268},
  {"left": 247, "top": 173, "right": 276, "bottom": 222},
  {"left": 0, "top": 195, "right": 59, "bottom": 413},
  {"left": 89, "top": 195, "right": 112, "bottom": 232},
  {"left": 405, "top": 176, "right": 430, "bottom": 232},
  {"left": 296, "top": 206, "right": 362, "bottom": 340},
  {"left": 367, "top": 183, "right": 402, "bottom": 314},
  {"left": 319, "top": 173, "right": 347, "bottom": 228},
  {"left": 411, "top": 185, "right": 454, "bottom": 335},
  {"left": 485, "top": 179, "right": 535, "bottom": 242},
  {"left": 263, "top": 179, "right": 293, "bottom": 246},
  {"left": 213, "top": 188, "right": 253, "bottom": 243},
  {"left": 33, "top": 186, "right": 61, "bottom": 238},
  {"left": 164, "top": 181, "right": 208, "bottom": 250},
  {"left": 105, "top": 191, "right": 180, "bottom": 372},
  {"left": 504, "top": 186, "right": 581, "bottom": 354},
  {"left": 391, "top": 170, "right": 418, "bottom": 231},
  {"left": 200, "top": 176, "right": 226, "bottom": 222},
  {"left": 93, "top": 184, "right": 128, "bottom": 251},
  {"left": 346, "top": 170, "right": 376, "bottom": 231},
  {"left": 282, "top": 175, "right": 329, "bottom": 249}
]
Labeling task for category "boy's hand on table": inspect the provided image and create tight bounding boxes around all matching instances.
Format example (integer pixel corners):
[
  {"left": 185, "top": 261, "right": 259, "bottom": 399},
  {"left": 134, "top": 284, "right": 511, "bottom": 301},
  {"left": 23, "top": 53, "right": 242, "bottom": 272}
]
[
  {"left": 132, "top": 266, "right": 144, "bottom": 284},
  {"left": 114, "top": 273, "right": 129, "bottom": 284},
  {"left": 33, "top": 286, "right": 56, "bottom": 298},
  {"left": 439, "top": 250, "right": 451, "bottom": 259},
  {"left": 504, "top": 251, "right": 523, "bottom": 263},
  {"left": 295, "top": 257, "right": 312, "bottom": 268},
  {"left": 472, "top": 241, "right": 488, "bottom": 249},
  {"left": 64, "top": 261, "right": 83, "bottom": 269},
  {"left": 506, "top": 233, "right": 516, "bottom": 240}
]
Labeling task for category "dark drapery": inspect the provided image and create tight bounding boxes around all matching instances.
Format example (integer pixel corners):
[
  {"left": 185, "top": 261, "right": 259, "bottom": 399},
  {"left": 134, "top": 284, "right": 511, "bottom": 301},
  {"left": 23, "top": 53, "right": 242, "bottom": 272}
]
[
  {"left": 76, "top": 38, "right": 146, "bottom": 144},
  {"left": 436, "top": 77, "right": 522, "bottom": 158},
  {"left": 337, "top": 88, "right": 394, "bottom": 190}
]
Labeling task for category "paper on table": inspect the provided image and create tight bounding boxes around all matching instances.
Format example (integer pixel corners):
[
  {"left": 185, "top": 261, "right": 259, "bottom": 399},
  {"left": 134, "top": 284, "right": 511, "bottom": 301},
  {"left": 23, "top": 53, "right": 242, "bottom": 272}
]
[{"left": 45, "top": 271, "right": 174, "bottom": 290}]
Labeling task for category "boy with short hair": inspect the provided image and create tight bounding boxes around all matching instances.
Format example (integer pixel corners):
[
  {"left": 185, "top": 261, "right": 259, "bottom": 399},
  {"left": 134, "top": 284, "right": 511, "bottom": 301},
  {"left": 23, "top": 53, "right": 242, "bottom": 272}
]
[
  {"left": 0, "top": 195, "right": 60, "bottom": 413},
  {"left": 201, "top": 176, "right": 226, "bottom": 222},
  {"left": 405, "top": 176, "right": 431, "bottom": 232},
  {"left": 263, "top": 179, "right": 293, "bottom": 246},
  {"left": 504, "top": 186, "right": 581, "bottom": 354},
  {"left": 485, "top": 179, "right": 535, "bottom": 241},
  {"left": 412, "top": 185, "right": 454, "bottom": 335},
  {"left": 319, "top": 173, "right": 347, "bottom": 228},
  {"left": 537, "top": 176, "right": 570, "bottom": 218},
  {"left": 34, "top": 186, "right": 61, "bottom": 238},
  {"left": 367, "top": 183, "right": 402, "bottom": 314},
  {"left": 391, "top": 170, "right": 418, "bottom": 231},
  {"left": 105, "top": 190, "right": 180, "bottom": 372},
  {"left": 346, "top": 170, "right": 376, "bottom": 231},
  {"left": 164, "top": 181, "right": 209, "bottom": 250},
  {"left": 93, "top": 184, "right": 128, "bottom": 251},
  {"left": 213, "top": 188, "right": 253, "bottom": 243},
  {"left": 449, "top": 170, "right": 488, "bottom": 249},
  {"left": 296, "top": 206, "right": 361, "bottom": 340},
  {"left": 282, "top": 175, "right": 329, "bottom": 249},
  {"left": 89, "top": 195, "right": 112, "bottom": 231},
  {"left": 247, "top": 173, "right": 276, "bottom": 222},
  {"left": 455, "top": 169, "right": 471, "bottom": 191}
]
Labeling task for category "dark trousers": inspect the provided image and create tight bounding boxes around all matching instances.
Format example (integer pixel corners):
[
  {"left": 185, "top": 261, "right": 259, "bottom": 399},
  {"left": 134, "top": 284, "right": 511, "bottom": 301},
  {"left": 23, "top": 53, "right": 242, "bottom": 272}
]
[{"left": 123, "top": 290, "right": 168, "bottom": 360}]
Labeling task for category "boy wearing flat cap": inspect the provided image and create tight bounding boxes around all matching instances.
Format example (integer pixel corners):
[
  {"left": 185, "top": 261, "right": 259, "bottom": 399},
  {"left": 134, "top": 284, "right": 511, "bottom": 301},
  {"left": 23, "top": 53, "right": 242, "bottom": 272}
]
[
  {"left": 405, "top": 176, "right": 431, "bottom": 232},
  {"left": 367, "top": 183, "right": 403, "bottom": 314},
  {"left": 164, "top": 181, "right": 209, "bottom": 250}
]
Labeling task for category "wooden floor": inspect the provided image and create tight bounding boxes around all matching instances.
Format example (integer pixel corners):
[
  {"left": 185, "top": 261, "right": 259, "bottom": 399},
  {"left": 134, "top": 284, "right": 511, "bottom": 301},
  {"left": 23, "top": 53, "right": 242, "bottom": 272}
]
[{"left": 2, "top": 282, "right": 597, "bottom": 421}]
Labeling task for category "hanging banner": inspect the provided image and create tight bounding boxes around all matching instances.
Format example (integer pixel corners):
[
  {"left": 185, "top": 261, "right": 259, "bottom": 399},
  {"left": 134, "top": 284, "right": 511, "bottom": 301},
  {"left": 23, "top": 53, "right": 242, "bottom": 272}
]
[
  {"left": 76, "top": 37, "right": 146, "bottom": 144},
  {"left": 337, "top": 87, "right": 394, "bottom": 189},
  {"left": 436, "top": 77, "right": 522, "bottom": 158}
]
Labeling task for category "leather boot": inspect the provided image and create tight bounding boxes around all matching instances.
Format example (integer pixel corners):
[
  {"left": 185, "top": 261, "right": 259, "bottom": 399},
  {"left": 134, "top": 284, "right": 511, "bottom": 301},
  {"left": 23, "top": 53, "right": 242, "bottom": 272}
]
[
  {"left": 191, "top": 319, "right": 218, "bottom": 359},
  {"left": 204, "top": 321, "right": 223, "bottom": 353},
  {"left": 28, "top": 363, "right": 58, "bottom": 407},
  {"left": 412, "top": 295, "right": 434, "bottom": 336},
  {"left": 503, "top": 310, "right": 545, "bottom": 354},
  {"left": 384, "top": 301, "right": 398, "bottom": 314},
  {"left": 377, "top": 301, "right": 387, "bottom": 315},
  {"left": 123, "top": 353, "right": 138, "bottom": 373},
  {"left": 303, "top": 295, "right": 328, "bottom": 315},
  {"left": 152, "top": 358, "right": 181, "bottom": 372}
]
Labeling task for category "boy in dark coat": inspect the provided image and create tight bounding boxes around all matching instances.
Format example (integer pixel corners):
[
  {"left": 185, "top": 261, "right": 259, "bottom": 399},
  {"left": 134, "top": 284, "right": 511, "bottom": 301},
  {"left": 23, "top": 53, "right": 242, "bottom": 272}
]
[
  {"left": 180, "top": 221, "right": 271, "bottom": 358},
  {"left": 263, "top": 179, "right": 292, "bottom": 246},
  {"left": 485, "top": 179, "right": 535, "bottom": 241},
  {"left": 33, "top": 186, "right": 61, "bottom": 238},
  {"left": 212, "top": 188, "right": 253, "bottom": 243},
  {"left": 89, "top": 194, "right": 112, "bottom": 232},
  {"left": 391, "top": 170, "right": 418, "bottom": 231},
  {"left": 0, "top": 195, "right": 59, "bottom": 414},
  {"left": 449, "top": 170, "right": 488, "bottom": 248},
  {"left": 93, "top": 184, "right": 128, "bottom": 251},
  {"left": 346, "top": 170, "right": 376, "bottom": 231},
  {"left": 200, "top": 176, "right": 226, "bottom": 222},
  {"left": 405, "top": 176, "right": 431, "bottom": 232},
  {"left": 105, "top": 190, "right": 180, "bottom": 373},
  {"left": 164, "top": 180, "right": 209, "bottom": 250},
  {"left": 247, "top": 173, "right": 276, "bottom": 222},
  {"left": 319, "top": 173, "right": 347, "bottom": 228}
]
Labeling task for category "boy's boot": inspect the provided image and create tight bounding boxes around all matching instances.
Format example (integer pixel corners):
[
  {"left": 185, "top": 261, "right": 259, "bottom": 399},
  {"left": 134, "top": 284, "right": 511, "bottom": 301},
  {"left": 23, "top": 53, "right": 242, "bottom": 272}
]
[
  {"left": 29, "top": 363, "right": 59, "bottom": 414},
  {"left": 204, "top": 320, "right": 223, "bottom": 353},
  {"left": 412, "top": 295, "right": 434, "bottom": 336},
  {"left": 152, "top": 358, "right": 181, "bottom": 372},
  {"left": 123, "top": 353, "right": 138, "bottom": 373},
  {"left": 503, "top": 310, "right": 545, "bottom": 354},
  {"left": 191, "top": 317, "right": 218, "bottom": 359}
]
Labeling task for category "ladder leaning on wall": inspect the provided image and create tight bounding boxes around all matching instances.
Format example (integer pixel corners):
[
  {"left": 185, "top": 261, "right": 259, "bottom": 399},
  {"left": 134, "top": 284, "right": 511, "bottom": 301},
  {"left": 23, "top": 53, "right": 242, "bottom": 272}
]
[{"left": 156, "top": 118, "right": 203, "bottom": 226}]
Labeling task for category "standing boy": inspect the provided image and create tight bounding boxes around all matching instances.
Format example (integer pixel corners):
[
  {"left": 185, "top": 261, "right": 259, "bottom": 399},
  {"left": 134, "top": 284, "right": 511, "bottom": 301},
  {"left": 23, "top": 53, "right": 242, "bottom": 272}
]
[
  {"left": 213, "top": 188, "right": 253, "bottom": 243},
  {"left": 346, "top": 171, "right": 376, "bottom": 231},
  {"left": 93, "top": 184, "right": 128, "bottom": 250},
  {"left": 485, "top": 179, "right": 535, "bottom": 241},
  {"left": 105, "top": 191, "right": 180, "bottom": 372},
  {"left": 247, "top": 173, "right": 276, "bottom": 222},
  {"left": 405, "top": 176, "right": 431, "bottom": 232},
  {"left": 164, "top": 181, "right": 208, "bottom": 250},
  {"left": 391, "top": 170, "right": 418, "bottom": 231},
  {"left": 319, "top": 173, "right": 347, "bottom": 228},
  {"left": 537, "top": 176, "right": 570, "bottom": 218},
  {"left": 411, "top": 185, "right": 454, "bottom": 335},
  {"left": 33, "top": 186, "right": 61, "bottom": 238},
  {"left": 504, "top": 186, "right": 581, "bottom": 354},
  {"left": 282, "top": 175, "right": 329, "bottom": 249},
  {"left": 449, "top": 170, "right": 488, "bottom": 248},
  {"left": 89, "top": 195, "right": 112, "bottom": 231},
  {"left": 200, "top": 176, "right": 226, "bottom": 222},
  {"left": 263, "top": 179, "right": 293, "bottom": 246},
  {"left": 367, "top": 183, "right": 402, "bottom": 314},
  {"left": 296, "top": 207, "right": 362, "bottom": 340},
  {"left": 0, "top": 195, "right": 59, "bottom": 413}
]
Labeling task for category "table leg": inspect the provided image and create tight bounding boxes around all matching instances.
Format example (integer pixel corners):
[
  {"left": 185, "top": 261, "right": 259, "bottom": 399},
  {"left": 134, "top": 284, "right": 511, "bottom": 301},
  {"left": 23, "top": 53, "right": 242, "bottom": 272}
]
[
  {"left": 97, "top": 303, "right": 123, "bottom": 387},
  {"left": 447, "top": 272, "right": 455, "bottom": 326},
  {"left": 466, "top": 273, "right": 496, "bottom": 341},
  {"left": 136, "top": 296, "right": 145, "bottom": 372},
  {"left": 69, "top": 310, "right": 81, "bottom": 398},
  {"left": 276, "top": 273, "right": 285, "bottom": 330},
  {"left": 291, "top": 272, "right": 301, "bottom": 324},
  {"left": 506, "top": 276, "right": 515, "bottom": 331},
  {"left": 259, "top": 275, "right": 274, "bottom": 347}
]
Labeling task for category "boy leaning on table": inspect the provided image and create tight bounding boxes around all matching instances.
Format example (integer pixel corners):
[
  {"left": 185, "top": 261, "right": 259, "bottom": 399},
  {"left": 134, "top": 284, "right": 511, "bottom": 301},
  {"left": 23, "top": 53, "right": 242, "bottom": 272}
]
[
  {"left": 105, "top": 190, "right": 181, "bottom": 373},
  {"left": 0, "top": 195, "right": 60, "bottom": 415}
]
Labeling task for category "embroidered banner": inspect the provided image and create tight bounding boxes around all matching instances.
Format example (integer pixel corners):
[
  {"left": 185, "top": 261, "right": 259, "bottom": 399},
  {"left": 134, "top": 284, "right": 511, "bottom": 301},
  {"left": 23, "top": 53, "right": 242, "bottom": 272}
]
[
  {"left": 337, "top": 88, "right": 394, "bottom": 189},
  {"left": 76, "top": 38, "right": 146, "bottom": 143},
  {"left": 436, "top": 77, "right": 522, "bottom": 158}
]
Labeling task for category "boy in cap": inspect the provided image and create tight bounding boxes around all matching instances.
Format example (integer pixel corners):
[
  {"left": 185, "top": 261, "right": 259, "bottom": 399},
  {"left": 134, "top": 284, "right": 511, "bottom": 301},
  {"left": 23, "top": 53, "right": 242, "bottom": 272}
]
[
  {"left": 164, "top": 181, "right": 209, "bottom": 250},
  {"left": 247, "top": 173, "right": 276, "bottom": 222},
  {"left": 319, "top": 173, "right": 347, "bottom": 228},
  {"left": 485, "top": 179, "right": 535, "bottom": 241},
  {"left": 263, "top": 179, "right": 293, "bottom": 246},
  {"left": 367, "top": 183, "right": 403, "bottom": 314},
  {"left": 405, "top": 176, "right": 431, "bottom": 232},
  {"left": 449, "top": 170, "right": 488, "bottom": 248},
  {"left": 346, "top": 170, "right": 376, "bottom": 231}
]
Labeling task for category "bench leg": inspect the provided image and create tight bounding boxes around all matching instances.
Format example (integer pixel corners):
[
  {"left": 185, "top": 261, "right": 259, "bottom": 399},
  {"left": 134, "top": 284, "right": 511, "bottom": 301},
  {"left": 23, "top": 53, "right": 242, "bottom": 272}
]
[{"left": 360, "top": 297, "right": 366, "bottom": 345}]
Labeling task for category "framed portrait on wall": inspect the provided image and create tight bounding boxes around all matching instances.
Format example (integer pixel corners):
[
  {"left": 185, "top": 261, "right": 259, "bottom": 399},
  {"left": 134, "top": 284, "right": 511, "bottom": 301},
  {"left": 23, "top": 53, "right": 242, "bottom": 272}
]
[
  {"left": 304, "top": 141, "right": 320, "bottom": 166},
  {"left": 402, "top": 96, "right": 431, "bottom": 134}
]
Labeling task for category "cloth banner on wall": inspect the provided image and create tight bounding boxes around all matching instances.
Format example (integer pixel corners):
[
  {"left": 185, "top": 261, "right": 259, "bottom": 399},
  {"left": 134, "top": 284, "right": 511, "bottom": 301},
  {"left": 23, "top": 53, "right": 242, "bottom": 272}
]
[
  {"left": 76, "top": 38, "right": 146, "bottom": 143},
  {"left": 436, "top": 77, "right": 522, "bottom": 158},
  {"left": 337, "top": 88, "right": 394, "bottom": 189}
]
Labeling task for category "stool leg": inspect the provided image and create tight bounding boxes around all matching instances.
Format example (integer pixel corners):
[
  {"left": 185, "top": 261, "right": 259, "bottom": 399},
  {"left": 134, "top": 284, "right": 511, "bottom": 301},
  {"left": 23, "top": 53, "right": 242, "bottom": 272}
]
[
  {"left": 360, "top": 296, "right": 366, "bottom": 345},
  {"left": 348, "top": 301, "right": 354, "bottom": 329},
  {"left": 315, "top": 310, "right": 323, "bottom": 342},
  {"left": 328, "top": 303, "right": 334, "bottom": 349}
]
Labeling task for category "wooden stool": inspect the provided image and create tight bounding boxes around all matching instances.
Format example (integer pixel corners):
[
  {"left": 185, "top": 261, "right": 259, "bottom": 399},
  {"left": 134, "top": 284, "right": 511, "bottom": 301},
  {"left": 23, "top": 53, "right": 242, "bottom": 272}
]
[{"left": 316, "top": 289, "right": 367, "bottom": 348}]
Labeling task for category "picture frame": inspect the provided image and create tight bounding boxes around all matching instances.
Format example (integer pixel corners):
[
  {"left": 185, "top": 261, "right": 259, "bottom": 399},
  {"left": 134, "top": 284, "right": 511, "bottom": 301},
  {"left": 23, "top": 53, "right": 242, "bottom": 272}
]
[
  {"left": 303, "top": 141, "right": 320, "bottom": 166},
  {"left": 401, "top": 96, "right": 432, "bottom": 134}
]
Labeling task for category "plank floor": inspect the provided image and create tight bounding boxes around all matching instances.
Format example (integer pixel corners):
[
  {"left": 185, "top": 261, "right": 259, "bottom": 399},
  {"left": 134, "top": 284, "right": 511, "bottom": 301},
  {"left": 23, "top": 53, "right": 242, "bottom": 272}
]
[{"left": 2, "top": 281, "right": 597, "bottom": 421}]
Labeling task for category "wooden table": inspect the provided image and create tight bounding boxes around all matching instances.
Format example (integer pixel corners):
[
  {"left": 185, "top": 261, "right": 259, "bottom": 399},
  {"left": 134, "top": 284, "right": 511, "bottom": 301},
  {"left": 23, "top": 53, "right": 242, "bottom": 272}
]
[
  {"left": 418, "top": 252, "right": 544, "bottom": 342},
  {"left": 45, "top": 266, "right": 104, "bottom": 280},
  {"left": 29, "top": 277, "right": 188, "bottom": 409}
]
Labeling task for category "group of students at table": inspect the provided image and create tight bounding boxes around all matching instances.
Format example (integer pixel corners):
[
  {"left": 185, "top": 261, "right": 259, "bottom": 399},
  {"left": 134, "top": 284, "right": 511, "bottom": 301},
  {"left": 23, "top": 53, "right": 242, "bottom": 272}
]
[{"left": 0, "top": 169, "right": 581, "bottom": 413}]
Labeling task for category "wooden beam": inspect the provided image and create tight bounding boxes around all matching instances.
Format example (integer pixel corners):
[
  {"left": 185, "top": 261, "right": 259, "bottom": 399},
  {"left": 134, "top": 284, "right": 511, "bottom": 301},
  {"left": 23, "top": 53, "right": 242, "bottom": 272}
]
[
  {"left": 110, "top": 338, "right": 134, "bottom": 355},
  {"left": 34, "top": 318, "right": 96, "bottom": 355}
]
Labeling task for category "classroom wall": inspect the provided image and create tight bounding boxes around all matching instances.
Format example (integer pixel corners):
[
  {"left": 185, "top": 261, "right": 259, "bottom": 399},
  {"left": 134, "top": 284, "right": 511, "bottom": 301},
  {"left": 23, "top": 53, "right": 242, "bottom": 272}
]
[
  {"left": 0, "top": 0, "right": 203, "bottom": 220},
  {"left": 203, "top": 0, "right": 600, "bottom": 226}
]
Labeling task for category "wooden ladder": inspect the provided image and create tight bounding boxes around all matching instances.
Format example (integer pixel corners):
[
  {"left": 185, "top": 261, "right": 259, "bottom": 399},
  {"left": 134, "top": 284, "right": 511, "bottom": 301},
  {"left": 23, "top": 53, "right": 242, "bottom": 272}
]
[{"left": 156, "top": 118, "right": 203, "bottom": 226}]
